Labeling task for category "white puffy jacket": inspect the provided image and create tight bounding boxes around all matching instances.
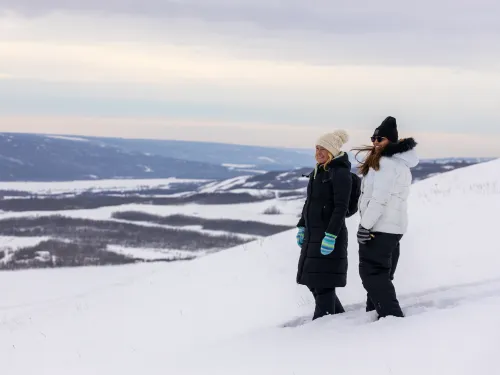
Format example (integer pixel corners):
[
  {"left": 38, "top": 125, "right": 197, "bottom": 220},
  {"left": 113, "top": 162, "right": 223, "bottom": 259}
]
[{"left": 358, "top": 139, "right": 419, "bottom": 234}]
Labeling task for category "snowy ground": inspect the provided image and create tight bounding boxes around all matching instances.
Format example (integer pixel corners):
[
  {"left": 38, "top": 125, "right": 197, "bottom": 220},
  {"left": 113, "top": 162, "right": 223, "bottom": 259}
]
[
  {"left": 0, "top": 179, "right": 301, "bottom": 266},
  {"left": 0, "top": 236, "right": 51, "bottom": 264},
  {"left": 0, "top": 178, "right": 208, "bottom": 194},
  {"left": 1, "top": 159, "right": 500, "bottom": 374},
  {"left": 106, "top": 245, "right": 204, "bottom": 261},
  {"left": 0, "top": 199, "right": 303, "bottom": 227}
]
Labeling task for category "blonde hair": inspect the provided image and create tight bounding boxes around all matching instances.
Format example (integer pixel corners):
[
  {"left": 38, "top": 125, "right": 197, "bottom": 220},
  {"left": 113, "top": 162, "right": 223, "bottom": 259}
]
[
  {"left": 315, "top": 151, "right": 334, "bottom": 173},
  {"left": 322, "top": 152, "right": 334, "bottom": 170}
]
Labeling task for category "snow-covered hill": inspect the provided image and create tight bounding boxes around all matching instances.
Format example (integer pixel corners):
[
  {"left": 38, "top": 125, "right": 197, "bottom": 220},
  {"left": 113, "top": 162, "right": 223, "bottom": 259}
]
[
  {"left": 0, "top": 132, "right": 494, "bottom": 182},
  {"left": 1, "top": 159, "right": 500, "bottom": 374},
  {"left": 0, "top": 133, "right": 314, "bottom": 181}
]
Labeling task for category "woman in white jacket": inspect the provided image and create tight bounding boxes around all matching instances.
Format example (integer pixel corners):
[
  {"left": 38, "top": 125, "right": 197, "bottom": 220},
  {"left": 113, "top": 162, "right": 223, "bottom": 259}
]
[{"left": 354, "top": 116, "right": 419, "bottom": 319}]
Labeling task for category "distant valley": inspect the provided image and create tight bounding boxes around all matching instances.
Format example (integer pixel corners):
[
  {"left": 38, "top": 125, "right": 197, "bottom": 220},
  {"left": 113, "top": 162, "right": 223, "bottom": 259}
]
[{"left": 0, "top": 132, "right": 495, "bottom": 270}]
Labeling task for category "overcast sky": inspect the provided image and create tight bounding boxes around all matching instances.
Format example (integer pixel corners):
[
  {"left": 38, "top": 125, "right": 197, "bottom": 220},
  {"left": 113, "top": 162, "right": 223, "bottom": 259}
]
[{"left": 1, "top": 0, "right": 499, "bottom": 157}]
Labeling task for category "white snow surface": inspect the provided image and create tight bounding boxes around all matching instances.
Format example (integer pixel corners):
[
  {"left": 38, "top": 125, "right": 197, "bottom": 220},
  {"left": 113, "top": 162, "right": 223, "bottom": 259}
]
[
  {"left": 0, "top": 236, "right": 50, "bottom": 250},
  {"left": 0, "top": 210, "right": 257, "bottom": 241},
  {"left": 258, "top": 156, "right": 277, "bottom": 163},
  {"left": 198, "top": 175, "right": 251, "bottom": 193},
  {"left": 0, "top": 178, "right": 208, "bottom": 194},
  {"left": 233, "top": 168, "right": 267, "bottom": 174},
  {"left": 46, "top": 135, "right": 90, "bottom": 142},
  {"left": 106, "top": 245, "right": 204, "bottom": 261},
  {"left": 222, "top": 163, "right": 256, "bottom": 169},
  {"left": 0, "top": 155, "right": 25, "bottom": 165},
  {"left": 1, "top": 159, "right": 500, "bottom": 374},
  {"left": 0, "top": 236, "right": 51, "bottom": 264},
  {"left": 0, "top": 199, "right": 303, "bottom": 226}
]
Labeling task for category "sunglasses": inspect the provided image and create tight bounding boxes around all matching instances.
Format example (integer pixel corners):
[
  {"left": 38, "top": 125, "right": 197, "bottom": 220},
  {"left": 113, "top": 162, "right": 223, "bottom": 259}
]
[{"left": 371, "top": 136, "right": 387, "bottom": 143}]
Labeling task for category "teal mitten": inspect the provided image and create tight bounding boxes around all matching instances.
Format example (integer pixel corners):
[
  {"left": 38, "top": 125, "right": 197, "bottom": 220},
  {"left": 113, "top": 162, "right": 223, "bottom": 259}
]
[
  {"left": 296, "top": 227, "right": 305, "bottom": 247},
  {"left": 320, "top": 233, "right": 337, "bottom": 255}
]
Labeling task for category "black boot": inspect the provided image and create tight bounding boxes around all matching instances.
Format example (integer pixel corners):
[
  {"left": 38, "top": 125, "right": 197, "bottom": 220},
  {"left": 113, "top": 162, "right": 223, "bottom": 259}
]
[
  {"left": 310, "top": 287, "right": 343, "bottom": 320},
  {"left": 366, "top": 294, "right": 375, "bottom": 312},
  {"left": 334, "top": 295, "right": 345, "bottom": 314}
]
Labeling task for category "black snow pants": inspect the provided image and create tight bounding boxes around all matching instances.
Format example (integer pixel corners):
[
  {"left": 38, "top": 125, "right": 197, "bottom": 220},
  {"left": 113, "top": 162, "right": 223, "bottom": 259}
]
[
  {"left": 359, "top": 232, "right": 404, "bottom": 318},
  {"left": 308, "top": 286, "right": 345, "bottom": 320}
]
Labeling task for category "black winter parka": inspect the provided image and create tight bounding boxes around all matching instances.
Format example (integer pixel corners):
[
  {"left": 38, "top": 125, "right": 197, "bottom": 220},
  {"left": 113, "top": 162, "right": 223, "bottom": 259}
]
[{"left": 296, "top": 153, "right": 352, "bottom": 288}]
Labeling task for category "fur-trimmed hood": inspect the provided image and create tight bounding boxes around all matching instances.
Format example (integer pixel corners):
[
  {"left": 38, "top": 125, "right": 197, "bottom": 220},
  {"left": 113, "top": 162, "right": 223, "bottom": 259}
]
[{"left": 381, "top": 138, "right": 419, "bottom": 168}]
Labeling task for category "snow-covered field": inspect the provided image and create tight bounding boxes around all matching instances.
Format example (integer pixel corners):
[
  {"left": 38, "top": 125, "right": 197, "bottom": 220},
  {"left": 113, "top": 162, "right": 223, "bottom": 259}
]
[
  {"left": 0, "top": 236, "right": 51, "bottom": 264},
  {"left": 1, "top": 159, "right": 500, "bottom": 374},
  {"left": 0, "top": 178, "right": 301, "bottom": 266},
  {"left": 0, "top": 178, "right": 208, "bottom": 194},
  {"left": 106, "top": 245, "right": 205, "bottom": 261},
  {"left": 0, "top": 199, "right": 303, "bottom": 227}
]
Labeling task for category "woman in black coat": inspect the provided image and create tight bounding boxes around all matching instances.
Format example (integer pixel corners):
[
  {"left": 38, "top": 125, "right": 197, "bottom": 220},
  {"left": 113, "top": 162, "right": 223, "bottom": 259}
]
[{"left": 296, "top": 130, "right": 353, "bottom": 320}]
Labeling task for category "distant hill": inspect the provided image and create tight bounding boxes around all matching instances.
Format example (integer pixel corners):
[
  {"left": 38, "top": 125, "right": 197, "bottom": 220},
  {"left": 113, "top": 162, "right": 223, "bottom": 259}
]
[
  {"left": 0, "top": 132, "right": 494, "bottom": 182},
  {"left": 0, "top": 133, "right": 316, "bottom": 182},
  {"left": 98, "top": 137, "right": 315, "bottom": 171}
]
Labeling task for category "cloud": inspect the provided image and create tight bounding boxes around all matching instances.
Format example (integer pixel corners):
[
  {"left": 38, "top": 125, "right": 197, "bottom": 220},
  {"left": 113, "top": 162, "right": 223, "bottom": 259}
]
[
  {"left": 0, "top": 3, "right": 499, "bottom": 156},
  {"left": 1, "top": 5, "right": 499, "bottom": 68},
  {"left": 3, "top": 0, "right": 500, "bottom": 34}
]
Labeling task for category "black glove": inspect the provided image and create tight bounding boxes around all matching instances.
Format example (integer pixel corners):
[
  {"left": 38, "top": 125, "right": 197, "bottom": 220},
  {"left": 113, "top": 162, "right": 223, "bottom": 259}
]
[{"left": 357, "top": 225, "right": 374, "bottom": 245}]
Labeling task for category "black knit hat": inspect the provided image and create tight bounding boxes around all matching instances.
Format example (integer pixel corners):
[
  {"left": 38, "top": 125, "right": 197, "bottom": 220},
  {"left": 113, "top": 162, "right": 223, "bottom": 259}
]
[{"left": 373, "top": 116, "right": 398, "bottom": 143}]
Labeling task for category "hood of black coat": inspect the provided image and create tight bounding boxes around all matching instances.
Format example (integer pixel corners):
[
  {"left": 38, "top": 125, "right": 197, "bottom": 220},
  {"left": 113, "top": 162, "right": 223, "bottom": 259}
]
[
  {"left": 381, "top": 138, "right": 417, "bottom": 157},
  {"left": 303, "top": 152, "right": 351, "bottom": 178},
  {"left": 327, "top": 151, "right": 351, "bottom": 169}
]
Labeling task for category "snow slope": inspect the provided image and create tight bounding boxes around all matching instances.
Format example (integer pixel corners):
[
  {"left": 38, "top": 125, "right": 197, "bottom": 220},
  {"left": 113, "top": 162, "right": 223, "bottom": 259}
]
[{"left": 1, "top": 159, "right": 500, "bottom": 374}]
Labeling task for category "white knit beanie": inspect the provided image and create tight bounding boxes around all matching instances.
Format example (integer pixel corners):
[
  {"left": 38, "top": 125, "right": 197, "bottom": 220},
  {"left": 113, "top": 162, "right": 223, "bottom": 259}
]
[{"left": 316, "top": 130, "right": 350, "bottom": 156}]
